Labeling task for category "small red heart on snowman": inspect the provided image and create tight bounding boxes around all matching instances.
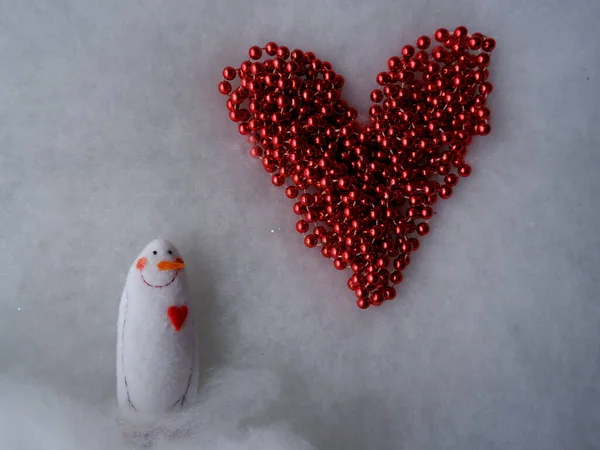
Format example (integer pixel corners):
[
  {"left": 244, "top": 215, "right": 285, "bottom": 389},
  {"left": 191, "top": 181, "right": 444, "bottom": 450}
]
[{"left": 167, "top": 305, "right": 188, "bottom": 331}]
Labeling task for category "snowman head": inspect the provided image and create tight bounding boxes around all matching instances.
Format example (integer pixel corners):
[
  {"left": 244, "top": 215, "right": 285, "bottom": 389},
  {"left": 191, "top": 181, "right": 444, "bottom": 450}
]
[{"left": 134, "top": 239, "right": 186, "bottom": 288}]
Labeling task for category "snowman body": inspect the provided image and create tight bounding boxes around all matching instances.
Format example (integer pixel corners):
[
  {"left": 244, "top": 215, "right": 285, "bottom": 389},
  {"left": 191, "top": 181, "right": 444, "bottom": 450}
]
[{"left": 117, "top": 239, "right": 198, "bottom": 414}]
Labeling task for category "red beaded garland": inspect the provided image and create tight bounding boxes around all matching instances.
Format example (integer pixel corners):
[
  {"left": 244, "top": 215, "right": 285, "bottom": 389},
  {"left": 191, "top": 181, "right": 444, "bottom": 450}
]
[{"left": 220, "top": 28, "right": 495, "bottom": 308}]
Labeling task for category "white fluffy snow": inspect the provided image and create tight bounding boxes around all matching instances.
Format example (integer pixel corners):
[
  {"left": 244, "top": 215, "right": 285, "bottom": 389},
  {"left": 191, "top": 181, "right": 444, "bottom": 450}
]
[{"left": 1, "top": 0, "right": 599, "bottom": 448}]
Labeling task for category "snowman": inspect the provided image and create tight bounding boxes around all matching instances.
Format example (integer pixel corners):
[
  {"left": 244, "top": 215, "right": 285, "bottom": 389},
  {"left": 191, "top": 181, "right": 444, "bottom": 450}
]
[{"left": 117, "top": 239, "right": 198, "bottom": 414}]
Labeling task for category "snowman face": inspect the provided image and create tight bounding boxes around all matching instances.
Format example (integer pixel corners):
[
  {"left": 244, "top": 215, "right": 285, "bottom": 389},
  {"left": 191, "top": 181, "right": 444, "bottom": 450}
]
[{"left": 135, "top": 239, "right": 185, "bottom": 288}]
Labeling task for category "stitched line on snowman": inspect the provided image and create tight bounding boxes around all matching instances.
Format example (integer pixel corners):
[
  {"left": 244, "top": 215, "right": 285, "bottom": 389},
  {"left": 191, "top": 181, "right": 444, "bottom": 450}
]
[
  {"left": 122, "top": 289, "right": 137, "bottom": 411},
  {"left": 172, "top": 358, "right": 194, "bottom": 408},
  {"left": 140, "top": 270, "right": 179, "bottom": 288}
]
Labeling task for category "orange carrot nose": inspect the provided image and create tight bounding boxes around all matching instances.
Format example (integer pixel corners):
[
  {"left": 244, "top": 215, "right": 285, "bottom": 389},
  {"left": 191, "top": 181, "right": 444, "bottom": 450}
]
[{"left": 157, "top": 258, "right": 185, "bottom": 271}]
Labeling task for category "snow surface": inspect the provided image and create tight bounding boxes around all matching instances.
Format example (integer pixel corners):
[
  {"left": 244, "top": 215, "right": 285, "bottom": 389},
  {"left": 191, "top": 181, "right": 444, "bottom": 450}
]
[{"left": 1, "top": 0, "right": 599, "bottom": 448}]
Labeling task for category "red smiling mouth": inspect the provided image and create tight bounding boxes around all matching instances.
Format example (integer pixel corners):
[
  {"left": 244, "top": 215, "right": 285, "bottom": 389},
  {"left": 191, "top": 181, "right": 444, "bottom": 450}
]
[{"left": 140, "top": 270, "right": 180, "bottom": 288}]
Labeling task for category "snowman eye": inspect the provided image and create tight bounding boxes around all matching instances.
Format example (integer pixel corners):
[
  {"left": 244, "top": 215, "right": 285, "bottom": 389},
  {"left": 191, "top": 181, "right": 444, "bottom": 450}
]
[
  {"left": 153, "top": 251, "right": 157, "bottom": 255},
  {"left": 168, "top": 250, "right": 173, "bottom": 255}
]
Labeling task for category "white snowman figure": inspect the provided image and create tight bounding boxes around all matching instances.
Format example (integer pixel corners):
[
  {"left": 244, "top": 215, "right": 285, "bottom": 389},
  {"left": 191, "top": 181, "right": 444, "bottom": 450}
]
[{"left": 117, "top": 239, "right": 198, "bottom": 414}]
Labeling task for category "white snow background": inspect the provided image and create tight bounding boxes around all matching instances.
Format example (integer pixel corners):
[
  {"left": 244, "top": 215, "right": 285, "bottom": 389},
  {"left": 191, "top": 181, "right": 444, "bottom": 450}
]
[{"left": 1, "top": 0, "right": 599, "bottom": 449}]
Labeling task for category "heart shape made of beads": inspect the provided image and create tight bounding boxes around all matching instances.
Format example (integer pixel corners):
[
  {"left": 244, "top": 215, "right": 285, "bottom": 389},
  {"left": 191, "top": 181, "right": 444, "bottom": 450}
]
[{"left": 219, "top": 27, "right": 495, "bottom": 309}]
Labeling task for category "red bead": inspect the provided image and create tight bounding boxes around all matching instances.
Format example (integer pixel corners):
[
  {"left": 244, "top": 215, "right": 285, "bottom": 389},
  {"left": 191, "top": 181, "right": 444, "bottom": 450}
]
[
  {"left": 285, "top": 61, "right": 298, "bottom": 73},
  {"left": 250, "top": 63, "right": 264, "bottom": 77},
  {"left": 417, "top": 222, "right": 430, "bottom": 236},
  {"left": 218, "top": 81, "right": 232, "bottom": 95},
  {"left": 440, "top": 186, "right": 453, "bottom": 199},
  {"left": 357, "top": 298, "right": 370, "bottom": 309},
  {"left": 458, "top": 164, "right": 472, "bottom": 177},
  {"left": 475, "top": 107, "right": 491, "bottom": 119},
  {"left": 305, "top": 211, "right": 318, "bottom": 223},
  {"left": 422, "top": 184, "right": 434, "bottom": 196},
  {"left": 468, "top": 36, "right": 482, "bottom": 50},
  {"left": 265, "top": 42, "right": 278, "bottom": 56},
  {"left": 293, "top": 202, "right": 306, "bottom": 215},
  {"left": 371, "top": 89, "right": 384, "bottom": 102},
  {"left": 454, "top": 26, "right": 468, "bottom": 38},
  {"left": 366, "top": 273, "right": 379, "bottom": 285},
  {"left": 249, "top": 146, "right": 263, "bottom": 158},
  {"left": 299, "top": 193, "right": 314, "bottom": 206},
  {"left": 416, "top": 36, "right": 431, "bottom": 50},
  {"left": 371, "top": 291, "right": 384, "bottom": 306},
  {"left": 245, "top": 82, "right": 259, "bottom": 95},
  {"left": 388, "top": 56, "right": 402, "bottom": 69},
  {"left": 304, "top": 235, "right": 318, "bottom": 248},
  {"left": 438, "top": 164, "right": 451, "bottom": 175},
  {"left": 296, "top": 220, "right": 309, "bottom": 233},
  {"left": 444, "top": 173, "right": 459, "bottom": 186},
  {"left": 249, "top": 46, "right": 262, "bottom": 60},
  {"left": 334, "top": 259, "right": 347, "bottom": 270},
  {"left": 238, "top": 123, "right": 250, "bottom": 135},
  {"left": 480, "top": 82, "right": 493, "bottom": 95},
  {"left": 425, "top": 195, "right": 438, "bottom": 205},
  {"left": 229, "top": 94, "right": 242, "bottom": 107},
  {"left": 431, "top": 47, "right": 445, "bottom": 62},
  {"left": 240, "top": 60, "right": 252, "bottom": 73},
  {"left": 477, "top": 123, "right": 491, "bottom": 135},
  {"left": 383, "top": 286, "right": 397, "bottom": 300},
  {"left": 285, "top": 186, "right": 299, "bottom": 198},
  {"left": 401, "top": 45, "right": 415, "bottom": 59},
  {"left": 376, "top": 72, "right": 390, "bottom": 85},
  {"left": 482, "top": 38, "right": 496, "bottom": 52},
  {"left": 390, "top": 271, "right": 403, "bottom": 284},
  {"left": 355, "top": 287, "right": 367, "bottom": 298},
  {"left": 222, "top": 66, "right": 237, "bottom": 80},
  {"left": 290, "top": 49, "right": 304, "bottom": 61},
  {"left": 271, "top": 175, "right": 285, "bottom": 186},
  {"left": 409, "top": 238, "right": 419, "bottom": 251},
  {"left": 276, "top": 46, "right": 290, "bottom": 59},
  {"left": 376, "top": 257, "right": 390, "bottom": 269},
  {"left": 476, "top": 53, "right": 491, "bottom": 67},
  {"left": 434, "top": 28, "right": 449, "bottom": 42},
  {"left": 314, "top": 226, "right": 326, "bottom": 237},
  {"left": 394, "top": 257, "right": 407, "bottom": 271}
]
